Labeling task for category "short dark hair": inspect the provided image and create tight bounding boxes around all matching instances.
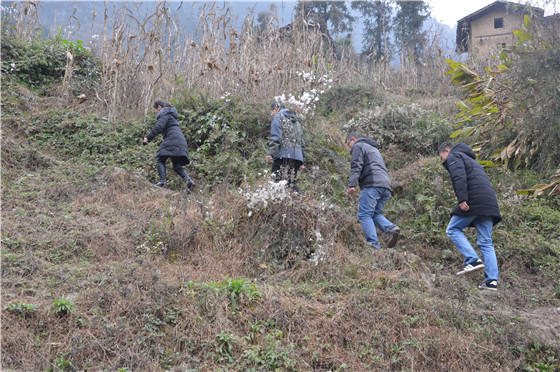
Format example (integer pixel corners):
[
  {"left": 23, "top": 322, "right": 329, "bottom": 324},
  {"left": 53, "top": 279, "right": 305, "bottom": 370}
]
[
  {"left": 346, "top": 132, "right": 362, "bottom": 142},
  {"left": 153, "top": 100, "right": 171, "bottom": 109},
  {"left": 270, "top": 101, "right": 285, "bottom": 110},
  {"left": 438, "top": 141, "right": 454, "bottom": 153}
]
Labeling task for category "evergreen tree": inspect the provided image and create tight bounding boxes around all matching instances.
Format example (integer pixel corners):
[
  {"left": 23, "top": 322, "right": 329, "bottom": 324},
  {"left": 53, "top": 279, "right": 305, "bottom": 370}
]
[
  {"left": 334, "top": 33, "right": 355, "bottom": 55},
  {"left": 295, "top": 1, "right": 355, "bottom": 38},
  {"left": 255, "top": 5, "right": 277, "bottom": 35},
  {"left": 352, "top": 0, "right": 393, "bottom": 61},
  {"left": 393, "top": 1, "right": 430, "bottom": 64}
]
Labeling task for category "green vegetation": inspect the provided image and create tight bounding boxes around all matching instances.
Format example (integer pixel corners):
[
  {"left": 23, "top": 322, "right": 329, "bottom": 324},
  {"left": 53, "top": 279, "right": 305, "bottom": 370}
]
[
  {"left": 242, "top": 330, "right": 297, "bottom": 371},
  {"left": 47, "top": 354, "right": 74, "bottom": 372},
  {"left": 445, "top": 15, "right": 560, "bottom": 195},
  {"left": 341, "top": 100, "right": 453, "bottom": 156},
  {"left": 173, "top": 91, "right": 267, "bottom": 185},
  {"left": 3, "top": 301, "right": 38, "bottom": 318},
  {"left": 50, "top": 296, "right": 77, "bottom": 317},
  {"left": 184, "top": 278, "right": 261, "bottom": 313},
  {"left": 1, "top": 30, "right": 100, "bottom": 91}
]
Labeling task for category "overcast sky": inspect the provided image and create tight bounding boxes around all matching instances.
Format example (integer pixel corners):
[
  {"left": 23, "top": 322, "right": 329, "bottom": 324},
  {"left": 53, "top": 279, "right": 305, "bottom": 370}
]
[{"left": 429, "top": 0, "right": 495, "bottom": 28}]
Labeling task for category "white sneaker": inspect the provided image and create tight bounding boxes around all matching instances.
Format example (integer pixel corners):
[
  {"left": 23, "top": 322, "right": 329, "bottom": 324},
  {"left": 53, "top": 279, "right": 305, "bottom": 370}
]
[{"left": 456, "top": 259, "right": 485, "bottom": 275}]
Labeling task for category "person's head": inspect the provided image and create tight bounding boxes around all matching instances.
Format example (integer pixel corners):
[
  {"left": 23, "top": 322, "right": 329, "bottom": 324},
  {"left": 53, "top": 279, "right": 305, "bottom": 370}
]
[
  {"left": 270, "top": 101, "right": 285, "bottom": 116},
  {"left": 345, "top": 132, "right": 362, "bottom": 149},
  {"left": 153, "top": 100, "right": 170, "bottom": 114},
  {"left": 438, "top": 141, "right": 454, "bottom": 162}
]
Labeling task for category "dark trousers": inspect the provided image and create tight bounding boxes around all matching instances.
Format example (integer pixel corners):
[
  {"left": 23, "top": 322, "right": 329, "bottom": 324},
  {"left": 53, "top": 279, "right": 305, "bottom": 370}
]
[
  {"left": 157, "top": 156, "right": 188, "bottom": 182},
  {"left": 271, "top": 158, "right": 302, "bottom": 189}
]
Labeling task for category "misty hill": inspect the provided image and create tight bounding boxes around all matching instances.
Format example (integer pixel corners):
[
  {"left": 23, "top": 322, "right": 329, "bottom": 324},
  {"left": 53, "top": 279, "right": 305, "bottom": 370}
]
[{"left": 2, "top": 0, "right": 457, "bottom": 57}]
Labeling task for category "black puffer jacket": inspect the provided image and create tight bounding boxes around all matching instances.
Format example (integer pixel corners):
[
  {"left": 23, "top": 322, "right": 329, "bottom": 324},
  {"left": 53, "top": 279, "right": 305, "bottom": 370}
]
[
  {"left": 146, "top": 107, "right": 189, "bottom": 165},
  {"left": 442, "top": 143, "right": 501, "bottom": 225}
]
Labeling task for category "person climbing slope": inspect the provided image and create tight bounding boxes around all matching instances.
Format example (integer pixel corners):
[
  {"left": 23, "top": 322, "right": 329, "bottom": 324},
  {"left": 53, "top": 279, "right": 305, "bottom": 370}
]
[{"left": 143, "top": 100, "right": 195, "bottom": 188}]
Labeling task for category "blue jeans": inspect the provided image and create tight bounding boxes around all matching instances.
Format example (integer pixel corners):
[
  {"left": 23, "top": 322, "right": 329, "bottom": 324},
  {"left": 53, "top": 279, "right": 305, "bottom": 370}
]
[
  {"left": 357, "top": 187, "right": 395, "bottom": 249},
  {"left": 446, "top": 215, "right": 499, "bottom": 282}
]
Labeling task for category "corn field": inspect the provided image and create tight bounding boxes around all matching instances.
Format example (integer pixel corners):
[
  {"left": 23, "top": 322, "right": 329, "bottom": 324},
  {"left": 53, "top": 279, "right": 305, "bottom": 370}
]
[{"left": 7, "top": 0, "right": 460, "bottom": 119}]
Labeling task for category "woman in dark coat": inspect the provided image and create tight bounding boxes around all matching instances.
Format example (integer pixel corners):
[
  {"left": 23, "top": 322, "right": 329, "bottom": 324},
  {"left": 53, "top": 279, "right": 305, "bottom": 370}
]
[{"left": 143, "top": 100, "right": 195, "bottom": 188}]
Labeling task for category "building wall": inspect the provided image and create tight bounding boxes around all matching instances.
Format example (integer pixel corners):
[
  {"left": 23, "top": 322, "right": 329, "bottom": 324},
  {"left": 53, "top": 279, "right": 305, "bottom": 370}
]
[{"left": 469, "top": 8, "right": 524, "bottom": 54}]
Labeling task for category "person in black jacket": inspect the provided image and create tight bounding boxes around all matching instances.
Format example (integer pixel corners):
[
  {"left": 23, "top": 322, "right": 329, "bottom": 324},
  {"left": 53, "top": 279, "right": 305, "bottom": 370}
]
[
  {"left": 143, "top": 101, "right": 195, "bottom": 188},
  {"left": 438, "top": 142, "right": 501, "bottom": 291},
  {"left": 347, "top": 132, "right": 400, "bottom": 249}
]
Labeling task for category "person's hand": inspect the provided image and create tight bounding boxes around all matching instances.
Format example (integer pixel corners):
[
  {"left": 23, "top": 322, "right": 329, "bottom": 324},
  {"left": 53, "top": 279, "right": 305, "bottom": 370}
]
[
  {"left": 299, "top": 164, "right": 305, "bottom": 171},
  {"left": 459, "top": 201, "right": 470, "bottom": 211},
  {"left": 143, "top": 137, "right": 148, "bottom": 144},
  {"left": 265, "top": 155, "right": 273, "bottom": 163},
  {"left": 348, "top": 187, "right": 356, "bottom": 195}
]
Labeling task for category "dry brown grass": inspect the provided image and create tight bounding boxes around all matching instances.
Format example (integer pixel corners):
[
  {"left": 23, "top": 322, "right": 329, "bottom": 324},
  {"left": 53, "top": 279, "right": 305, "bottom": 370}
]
[
  {"left": 2, "top": 83, "right": 558, "bottom": 371},
  {"left": 1, "top": 155, "right": 530, "bottom": 370}
]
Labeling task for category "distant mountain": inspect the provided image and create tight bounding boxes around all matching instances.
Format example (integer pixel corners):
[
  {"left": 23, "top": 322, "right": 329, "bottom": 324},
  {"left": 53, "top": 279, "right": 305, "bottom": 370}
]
[
  {"left": 424, "top": 17, "right": 458, "bottom": 57},
  {"left": 0, "top": 1, "right": 297, "bottom": 43},
  {"left": 2, "top": 0, "right": 457, "bottom": 57}
]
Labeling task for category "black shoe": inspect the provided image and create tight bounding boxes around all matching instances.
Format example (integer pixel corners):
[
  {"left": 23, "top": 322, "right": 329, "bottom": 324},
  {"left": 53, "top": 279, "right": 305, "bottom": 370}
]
[
  {"left": 456, "top": 259, "right": 485, "bottom": 275},
  {"left": 154, "top": 181, "right": 167, "bottom": 187},
  {"left": 185, "top": 177, "right": 195, "bottom": 189},
  {"left": 478, "top": 280, "right": 498, "bottom": 291},
  {"left": 385, "top": 226, "right": 400, "bottom": 248}
]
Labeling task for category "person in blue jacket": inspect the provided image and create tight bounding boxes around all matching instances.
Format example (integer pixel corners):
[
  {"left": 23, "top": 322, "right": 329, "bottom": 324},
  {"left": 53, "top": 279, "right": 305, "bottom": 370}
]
[
  {"left": 143, "top": 100, "right": 194, "bottom": 188},
  {"left": 265, "top": 101, "right": 305, "bottom": 191},
  {"left": 438, "top": 142, "right": 502, "bottom": 291}
]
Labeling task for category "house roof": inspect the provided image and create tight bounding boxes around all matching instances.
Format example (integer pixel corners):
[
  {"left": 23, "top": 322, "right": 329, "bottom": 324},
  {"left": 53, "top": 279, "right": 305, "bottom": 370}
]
[
  {"left": 456, "top": 1, "right": 544, "bottom": 53},
  {"left": 457, "top": 1, "right": 543, "bottom": 24}
]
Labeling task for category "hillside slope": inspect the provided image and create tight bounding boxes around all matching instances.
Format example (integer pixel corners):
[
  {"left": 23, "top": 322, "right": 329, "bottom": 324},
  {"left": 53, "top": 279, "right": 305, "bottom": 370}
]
[{"left": 2, "top": 80, "right": 560, "bottom": 371}]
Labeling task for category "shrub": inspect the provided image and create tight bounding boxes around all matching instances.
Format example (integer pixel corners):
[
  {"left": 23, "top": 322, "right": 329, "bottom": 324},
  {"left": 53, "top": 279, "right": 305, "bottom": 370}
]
[
  {"left": 239, "top": 179, "right": 343, "bottom": 268},
  {"left": 445, "top": 16, "right": 560, "bottom": 194},
  {"left": 1, "top": 31, "right": 100, "bottom": 90},
  {"left": 316, "top": 84, "right": 384, "bottom": 120},
  {"left": 386, "top": 157, "right": 456, "bottom": 252},
  {"left": 341, "top": 101, "right": 453, "bottom": 155},
  {"left": 173, "top": 90, "right": 267, "bottom": 185}
]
